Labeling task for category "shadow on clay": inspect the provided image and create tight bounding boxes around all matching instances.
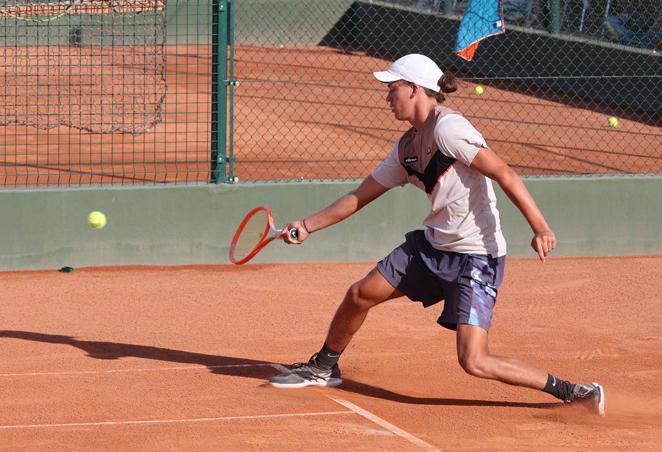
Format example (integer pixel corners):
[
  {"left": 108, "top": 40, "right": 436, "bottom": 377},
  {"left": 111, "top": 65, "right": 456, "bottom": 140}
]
[
  {"left": 1, "top": 330, "right": 560, "bottom": 409},
  {"left": 0, "top": 330, "right": 276, "bottom": 380},
  {"left": 338, "top": 378, "right": 560, "bottom": 409}
]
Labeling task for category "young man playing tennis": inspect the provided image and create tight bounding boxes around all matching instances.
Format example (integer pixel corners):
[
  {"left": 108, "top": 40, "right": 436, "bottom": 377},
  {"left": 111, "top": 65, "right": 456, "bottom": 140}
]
[{"left": 270, "top": 54, "right": 605, "bottom": 416}]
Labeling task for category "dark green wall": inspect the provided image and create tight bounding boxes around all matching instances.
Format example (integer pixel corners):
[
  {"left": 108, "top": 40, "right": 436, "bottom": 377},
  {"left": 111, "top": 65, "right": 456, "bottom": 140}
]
[{"left": 1, "top": 176, "right": 659, "bottom": 271}]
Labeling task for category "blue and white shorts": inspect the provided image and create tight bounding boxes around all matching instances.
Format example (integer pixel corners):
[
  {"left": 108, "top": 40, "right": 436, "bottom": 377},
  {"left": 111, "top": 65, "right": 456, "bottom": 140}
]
[{"left": 377, "top": 230, "right": 506, "bottom": 331}]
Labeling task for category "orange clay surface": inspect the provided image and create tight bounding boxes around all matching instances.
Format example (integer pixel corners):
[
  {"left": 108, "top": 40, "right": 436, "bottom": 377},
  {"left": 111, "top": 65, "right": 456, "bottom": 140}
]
[{"left": 1, "top": 256, "right": 661, "bottom": 450}]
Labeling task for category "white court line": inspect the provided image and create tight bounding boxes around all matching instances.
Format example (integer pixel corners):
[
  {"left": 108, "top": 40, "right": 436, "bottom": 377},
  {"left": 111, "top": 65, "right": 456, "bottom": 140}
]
[
  {"left": 0, "top": 363, "right": 274, "bottom": 378},
  {"left": 0, "top": 411, "right": 353, "bottom": 430},
  {"left": 270, "top": 364, "right": 440, "bottom": 450},
  {"left": 331, "top": 398, "right": 441, "bottom": 452},
  {"left": 2, "top": 361, "right": 439, "bottom": 450}
]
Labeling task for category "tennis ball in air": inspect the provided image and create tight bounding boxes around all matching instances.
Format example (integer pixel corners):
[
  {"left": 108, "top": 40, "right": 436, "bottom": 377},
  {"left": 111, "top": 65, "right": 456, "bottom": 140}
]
[
  {"left": 608, "top": 116, "right": 619, "bottom": 128},
  {"left": 87, "top": 211, "right": 107, "bottom": 229},
  {"left": 474, "top": 85, "right": 485, "bottom": 95}
]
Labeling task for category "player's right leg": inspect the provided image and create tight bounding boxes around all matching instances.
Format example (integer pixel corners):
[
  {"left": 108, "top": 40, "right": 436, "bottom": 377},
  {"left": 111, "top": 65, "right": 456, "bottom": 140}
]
[
  {"left": 324, "top": 266, "right": 403, "bottom": 353},
  {"left": 271, "top": 230, "right": 447, "bottom": 389},
  {"left": 270, "top": 267, "right": 402, "bottom": 388}
]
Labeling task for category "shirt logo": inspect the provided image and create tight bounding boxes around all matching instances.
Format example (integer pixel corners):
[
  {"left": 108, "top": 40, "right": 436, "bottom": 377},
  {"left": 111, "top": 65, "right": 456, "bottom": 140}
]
[{"left": 404, "top": 156, "right": 418, "bottom": 164}]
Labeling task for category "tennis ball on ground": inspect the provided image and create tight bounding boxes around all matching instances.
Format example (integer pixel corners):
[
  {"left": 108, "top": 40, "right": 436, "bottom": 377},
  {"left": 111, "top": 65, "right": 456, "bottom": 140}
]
[
  {"left": 474, "top": 85, "right": 485, "bottom": 95},
  {"left": 87, "top": 211, "right": 107, "bottom": 229},
  {"left": 608, "top": 116, "right": 619, "bottom": 127}
]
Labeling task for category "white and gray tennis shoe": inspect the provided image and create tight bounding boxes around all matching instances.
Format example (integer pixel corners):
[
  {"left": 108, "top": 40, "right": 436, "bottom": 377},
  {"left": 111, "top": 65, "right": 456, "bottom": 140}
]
[{"left": 270, "top": 354, "right": 342, "bottom": 388}]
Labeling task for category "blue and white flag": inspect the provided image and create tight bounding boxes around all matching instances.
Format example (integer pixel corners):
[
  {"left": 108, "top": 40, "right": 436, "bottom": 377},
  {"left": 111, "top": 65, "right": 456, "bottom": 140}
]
[{"left": 453, "top": 0, "right": 506, "bottom": 61}]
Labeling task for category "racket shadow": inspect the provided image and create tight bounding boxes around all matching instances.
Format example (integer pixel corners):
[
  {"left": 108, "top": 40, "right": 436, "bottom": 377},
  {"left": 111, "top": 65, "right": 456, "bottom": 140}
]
[{"left": 0, "top": 330, "right": 276, "bottom": 380}]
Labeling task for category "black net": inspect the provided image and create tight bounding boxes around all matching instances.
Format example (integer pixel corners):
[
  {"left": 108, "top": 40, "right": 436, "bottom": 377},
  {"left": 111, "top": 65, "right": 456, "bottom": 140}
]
[{"left": 0, "top": 0, "right": 166, "bottom": 133}]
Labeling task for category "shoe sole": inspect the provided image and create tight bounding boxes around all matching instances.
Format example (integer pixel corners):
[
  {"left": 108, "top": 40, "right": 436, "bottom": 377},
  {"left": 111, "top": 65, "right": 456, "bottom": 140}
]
[
  {"left": 270, "top": 377, "right": 343, "bottom": 389},
  {"left": 593, "top": 382, "right": 605, "bottom": 416}
]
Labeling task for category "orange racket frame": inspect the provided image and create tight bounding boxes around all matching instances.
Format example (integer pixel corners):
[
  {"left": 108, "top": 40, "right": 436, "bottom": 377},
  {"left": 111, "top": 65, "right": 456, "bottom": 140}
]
[{"left": 228, "top": 206, "right": 297, "bottom": 265}]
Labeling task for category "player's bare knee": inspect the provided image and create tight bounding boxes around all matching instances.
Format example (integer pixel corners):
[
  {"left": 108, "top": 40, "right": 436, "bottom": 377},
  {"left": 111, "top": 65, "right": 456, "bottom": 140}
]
[
  {"left": 346, "top": 282, "right": 376, "bottom": 312},
  {"left": 458, "top": 354, "right": 489, "bottom": 378}
]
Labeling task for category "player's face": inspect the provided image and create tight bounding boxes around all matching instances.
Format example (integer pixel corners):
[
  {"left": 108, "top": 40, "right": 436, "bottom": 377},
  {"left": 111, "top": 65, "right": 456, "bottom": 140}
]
[{"left": 386, "top": 80, "right": 415, "bottom": 121}]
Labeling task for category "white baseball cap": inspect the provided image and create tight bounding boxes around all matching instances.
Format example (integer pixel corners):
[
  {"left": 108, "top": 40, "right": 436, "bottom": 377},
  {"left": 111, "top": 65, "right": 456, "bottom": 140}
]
[{"left": 373, "top": 54, "right": 444, "bottom": 92}]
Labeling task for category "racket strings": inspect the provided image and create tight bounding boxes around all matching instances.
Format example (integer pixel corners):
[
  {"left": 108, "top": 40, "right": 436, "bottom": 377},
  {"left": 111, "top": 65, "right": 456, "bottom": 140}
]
[{"left": 231, "top": 209, "right": 270, "bottom": 262}]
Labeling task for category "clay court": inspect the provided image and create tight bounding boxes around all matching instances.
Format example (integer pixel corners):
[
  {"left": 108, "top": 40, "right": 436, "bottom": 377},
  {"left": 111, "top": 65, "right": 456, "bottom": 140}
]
[
  {"left": 1, "top": 257, "right": 661, "bottom": 450},
  {"left": 1, "top": 11, "right": 661, "bottom": 450}
]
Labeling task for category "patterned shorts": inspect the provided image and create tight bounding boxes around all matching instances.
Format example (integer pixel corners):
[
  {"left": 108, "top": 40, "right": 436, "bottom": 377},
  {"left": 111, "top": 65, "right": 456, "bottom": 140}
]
[{"left": 377, "top": 230, "right": 506, "bottom": 331}]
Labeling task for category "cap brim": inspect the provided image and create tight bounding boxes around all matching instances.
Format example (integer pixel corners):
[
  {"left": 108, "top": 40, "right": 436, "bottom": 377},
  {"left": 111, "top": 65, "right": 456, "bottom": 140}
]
[{"left": 373, "top": 70, "right": 401, "bottom": 83}]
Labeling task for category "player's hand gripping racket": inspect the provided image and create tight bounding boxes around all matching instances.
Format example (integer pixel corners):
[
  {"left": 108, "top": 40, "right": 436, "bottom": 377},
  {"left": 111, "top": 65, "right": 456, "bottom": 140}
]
[{"left": 228, "top": 206, "right": 298, "bottom": 265}]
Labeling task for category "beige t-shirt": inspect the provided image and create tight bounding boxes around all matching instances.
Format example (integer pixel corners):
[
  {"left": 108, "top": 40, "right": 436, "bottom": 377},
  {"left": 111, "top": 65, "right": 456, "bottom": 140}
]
[{"left": 371, "top": 113, "right": 507, "bottom": 257}]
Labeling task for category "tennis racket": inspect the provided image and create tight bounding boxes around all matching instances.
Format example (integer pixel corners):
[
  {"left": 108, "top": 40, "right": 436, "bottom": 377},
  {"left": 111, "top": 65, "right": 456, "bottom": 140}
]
[{"left": 228, "top": 206, "right": 298, "bottom": 265}]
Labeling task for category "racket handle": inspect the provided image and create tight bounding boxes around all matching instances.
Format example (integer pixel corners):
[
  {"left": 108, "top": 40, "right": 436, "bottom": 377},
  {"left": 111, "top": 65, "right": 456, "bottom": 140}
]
[{"left": 289, "top": 228, "right": 299, "bottom": 240}]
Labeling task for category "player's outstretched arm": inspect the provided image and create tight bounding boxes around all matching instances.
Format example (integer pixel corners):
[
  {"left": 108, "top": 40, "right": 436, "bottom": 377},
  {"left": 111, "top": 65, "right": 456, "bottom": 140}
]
[
  {"left": 283, "top": 175, "right": 390, "bottom": 243},
  {"left": 470, "top": 147, "right": 556, "bottom": 261}
]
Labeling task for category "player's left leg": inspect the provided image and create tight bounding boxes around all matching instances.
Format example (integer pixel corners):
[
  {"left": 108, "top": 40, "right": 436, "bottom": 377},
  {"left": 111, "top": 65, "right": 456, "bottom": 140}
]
[
  {"left": 447, "top": 254, "right": 604, "bottom": 415},
  {"left": 455, "top": 324, "right": 548, "bottom": 388},
  {"left": 456, "top": 325, "right": 604, "bottom": 415}
]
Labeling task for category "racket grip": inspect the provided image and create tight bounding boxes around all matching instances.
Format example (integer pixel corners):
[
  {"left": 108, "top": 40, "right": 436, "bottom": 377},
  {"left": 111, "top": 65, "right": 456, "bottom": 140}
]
[{"left": 289, "top": 228, "right": 299, "bottom": 240}]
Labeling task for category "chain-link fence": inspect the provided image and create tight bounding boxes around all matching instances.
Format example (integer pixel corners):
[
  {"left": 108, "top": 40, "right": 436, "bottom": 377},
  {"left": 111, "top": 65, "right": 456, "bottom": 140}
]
[
  {"left": 0, "top": 0, "right": 214, "bottom": 187},
  {"left": 232, "top": 0, "right": 660, "bottom": 181},
  {"left": 0, "top": 0, "right": 660, "bottom": 187},
  {"left": 404, "top": 0, "right": 661, "bottom": 45}
]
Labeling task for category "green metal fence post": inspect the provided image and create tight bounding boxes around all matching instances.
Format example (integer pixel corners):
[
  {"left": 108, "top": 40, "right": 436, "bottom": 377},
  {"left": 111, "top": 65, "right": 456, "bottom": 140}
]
[
  {"left": 551, "top": 0, "right": 561, "bottom": 34},
  {"left": 210, "top": 0, "right": 228, "bottom": 183},
  {"left": 444, "top": 0, "right": 453, "bottom": 15},
  {"left": 227, "top": 0, "right": 236, "bottom": 182}
]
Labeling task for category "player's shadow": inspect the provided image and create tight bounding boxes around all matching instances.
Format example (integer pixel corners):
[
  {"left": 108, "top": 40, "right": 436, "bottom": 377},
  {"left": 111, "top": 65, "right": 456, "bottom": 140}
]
[
  {"left": 338, "top": 378, "right": 560, "bottom": 409},
  {"left": 0, "top": 330, "right": 276, "bottom": 380},
  {"left": 1, "top": 330, "right": 559, "bottom": 409}
]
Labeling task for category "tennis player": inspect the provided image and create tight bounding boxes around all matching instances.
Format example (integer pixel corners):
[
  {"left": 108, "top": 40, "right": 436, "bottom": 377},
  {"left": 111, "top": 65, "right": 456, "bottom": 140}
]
[{"left": 270, "top": 54, "right": 605, "bottom": 416}]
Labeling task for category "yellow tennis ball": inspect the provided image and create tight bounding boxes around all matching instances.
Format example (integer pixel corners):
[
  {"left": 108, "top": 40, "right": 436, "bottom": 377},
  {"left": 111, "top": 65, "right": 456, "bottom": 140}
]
[
  {"left": 608, "top": 116, "right": 619, "bottom": 127},
  {"left": 87, "top": 211, "right": 107, "bottom": 229},
  {"left": 474, "top": 85, "right": 485, "bottom": 95}
]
